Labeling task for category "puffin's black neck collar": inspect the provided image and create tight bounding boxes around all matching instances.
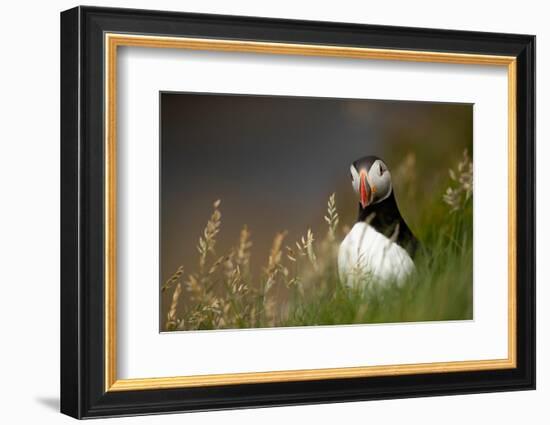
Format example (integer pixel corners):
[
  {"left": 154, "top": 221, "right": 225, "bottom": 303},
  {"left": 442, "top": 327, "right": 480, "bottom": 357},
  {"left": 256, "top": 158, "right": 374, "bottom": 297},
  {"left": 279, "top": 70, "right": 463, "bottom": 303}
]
[{"left": 357, "top": 191, "right": 419, "bottom": 257}]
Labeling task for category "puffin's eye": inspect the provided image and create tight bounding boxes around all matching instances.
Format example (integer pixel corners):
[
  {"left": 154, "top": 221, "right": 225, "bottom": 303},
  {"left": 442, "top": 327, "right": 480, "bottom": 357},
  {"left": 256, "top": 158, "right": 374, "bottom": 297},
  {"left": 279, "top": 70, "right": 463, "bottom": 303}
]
[{"left": 379, "top": 163, "right": 384, "bottom": 176}]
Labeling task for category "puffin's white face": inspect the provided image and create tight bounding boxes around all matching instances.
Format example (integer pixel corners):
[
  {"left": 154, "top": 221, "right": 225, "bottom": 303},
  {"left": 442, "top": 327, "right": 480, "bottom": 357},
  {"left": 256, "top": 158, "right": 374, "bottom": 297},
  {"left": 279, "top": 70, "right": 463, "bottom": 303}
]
[{"left": 350, "top": 159, "right": 392, "bottom": 208}]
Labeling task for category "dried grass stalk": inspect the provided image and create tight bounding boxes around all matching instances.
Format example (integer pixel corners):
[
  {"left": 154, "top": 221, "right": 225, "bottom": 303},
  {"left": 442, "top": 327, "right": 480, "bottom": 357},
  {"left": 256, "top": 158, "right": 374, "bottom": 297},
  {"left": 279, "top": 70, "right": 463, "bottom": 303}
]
[
  {"left": 236, "top": 225, "right": 252, "bottom": 276},
  {"left": 264, "top": 231, "right": 287, "bottom": 293},
  {"left": 324, "top": 193, "right": 339, "bottom": 241},
  {"left": 295, "top": 229, "right": 317, "bottom": 269},
  {"left": 161, "top": 265, "right": 184, "bottom": 292},
  {"left": 197, "top": 200, "right": 222, "bottom": 271},
  {"left": 443, "top": 149, "right": 473, "bottom": 212},
  {"left": 165, "top": 282, "right": 182, "bottom": 331}
]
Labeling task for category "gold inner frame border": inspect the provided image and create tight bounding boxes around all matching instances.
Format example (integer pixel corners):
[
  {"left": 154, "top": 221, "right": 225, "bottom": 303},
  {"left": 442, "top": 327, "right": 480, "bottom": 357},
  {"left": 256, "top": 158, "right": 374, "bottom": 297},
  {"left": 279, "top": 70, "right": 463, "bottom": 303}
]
[{"left": 104, "top": 33, "right": 517, "bottom": 392}]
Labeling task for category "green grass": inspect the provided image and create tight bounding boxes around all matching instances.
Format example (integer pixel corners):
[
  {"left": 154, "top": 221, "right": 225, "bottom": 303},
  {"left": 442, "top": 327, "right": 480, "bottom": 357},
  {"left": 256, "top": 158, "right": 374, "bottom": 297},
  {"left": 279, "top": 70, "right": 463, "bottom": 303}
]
[
  {"left": 283, "top": 203, "right": 473, "bottom": 327},
  {"left": 162, "top": 152, "right": 473, "bottom": 332}
]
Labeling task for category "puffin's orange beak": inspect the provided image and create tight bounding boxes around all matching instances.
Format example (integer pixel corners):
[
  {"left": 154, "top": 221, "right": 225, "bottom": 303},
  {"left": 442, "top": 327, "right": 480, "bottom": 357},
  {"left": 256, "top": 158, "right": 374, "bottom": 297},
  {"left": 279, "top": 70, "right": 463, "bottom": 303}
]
[{"left": 359, "top": 170, "right": 371, "bottom": 208}]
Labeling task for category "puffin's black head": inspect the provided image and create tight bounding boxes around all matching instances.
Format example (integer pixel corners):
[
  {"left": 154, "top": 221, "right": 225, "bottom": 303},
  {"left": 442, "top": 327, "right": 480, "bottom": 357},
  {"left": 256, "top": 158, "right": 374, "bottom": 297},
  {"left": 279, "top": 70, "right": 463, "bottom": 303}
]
[{"left": 350, "top": 155, "right": 392, "bottom": 208}]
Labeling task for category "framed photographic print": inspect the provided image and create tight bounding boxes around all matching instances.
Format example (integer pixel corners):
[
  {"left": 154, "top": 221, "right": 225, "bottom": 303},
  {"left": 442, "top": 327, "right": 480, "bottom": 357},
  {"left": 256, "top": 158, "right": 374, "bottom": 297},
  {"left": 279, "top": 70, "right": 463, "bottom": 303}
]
[{"left": 60, "top": 6, "right": 535, "bottom": 419}]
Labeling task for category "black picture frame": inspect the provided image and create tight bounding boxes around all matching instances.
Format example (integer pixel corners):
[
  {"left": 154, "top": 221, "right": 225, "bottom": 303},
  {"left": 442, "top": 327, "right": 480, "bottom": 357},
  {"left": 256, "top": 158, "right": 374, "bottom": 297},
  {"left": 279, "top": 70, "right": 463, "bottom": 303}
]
[{"left": 61, "top": 5, "right": 535, "bottom": 419}]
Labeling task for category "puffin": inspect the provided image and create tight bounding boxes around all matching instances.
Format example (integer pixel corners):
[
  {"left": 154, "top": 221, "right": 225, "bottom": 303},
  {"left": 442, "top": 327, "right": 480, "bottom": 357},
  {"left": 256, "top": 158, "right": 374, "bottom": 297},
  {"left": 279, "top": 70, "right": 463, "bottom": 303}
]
[{"left": 338, "top": 155, "right": 419, "bottom": 288}]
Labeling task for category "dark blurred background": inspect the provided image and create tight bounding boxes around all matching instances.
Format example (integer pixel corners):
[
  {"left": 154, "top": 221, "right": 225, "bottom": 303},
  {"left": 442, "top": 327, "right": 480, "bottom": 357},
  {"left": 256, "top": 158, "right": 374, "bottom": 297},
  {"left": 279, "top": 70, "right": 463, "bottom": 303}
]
[{"left": 160, "top": 92, "right": 472, "bottom": 313}]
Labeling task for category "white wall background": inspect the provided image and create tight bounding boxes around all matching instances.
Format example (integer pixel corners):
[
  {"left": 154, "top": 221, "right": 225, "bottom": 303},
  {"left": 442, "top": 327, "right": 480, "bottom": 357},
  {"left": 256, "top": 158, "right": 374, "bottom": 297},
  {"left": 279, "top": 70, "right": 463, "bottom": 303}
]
[{"left": 0, "top": 0, "right": 545, "bottom": 423}]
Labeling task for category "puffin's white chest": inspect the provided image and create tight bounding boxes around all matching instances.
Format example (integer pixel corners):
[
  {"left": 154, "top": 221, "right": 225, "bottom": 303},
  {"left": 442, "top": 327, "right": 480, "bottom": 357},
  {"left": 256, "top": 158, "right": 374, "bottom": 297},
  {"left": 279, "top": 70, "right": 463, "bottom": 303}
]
[{"left": 338, "top": 222, "right": 414, "bottom": 288}]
